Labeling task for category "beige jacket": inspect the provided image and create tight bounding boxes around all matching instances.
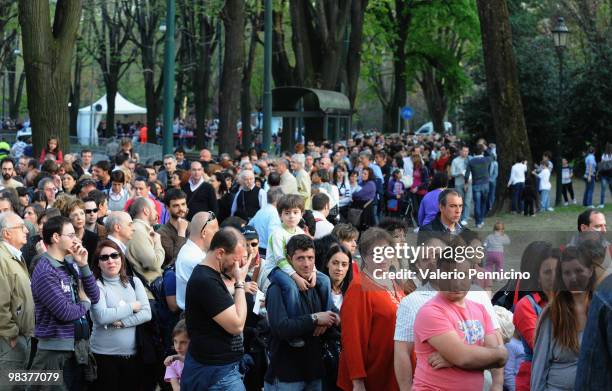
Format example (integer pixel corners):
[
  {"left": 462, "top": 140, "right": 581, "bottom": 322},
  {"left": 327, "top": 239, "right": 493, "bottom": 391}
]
[
  {"left": 295, "top": 169, "right": 312, "bottom": 210},
  {"left": 0, "top": 241, "right": 34, "bottom": 338},
  {"left": 126, "top": 219, "right": 164, "bottom": 286}
]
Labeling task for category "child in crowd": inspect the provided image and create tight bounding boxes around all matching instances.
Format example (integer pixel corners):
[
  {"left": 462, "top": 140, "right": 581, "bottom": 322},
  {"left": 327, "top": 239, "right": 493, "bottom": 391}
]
[
  {"left": 164, "top": 320, "right": 189, "bottom": 391},
  {"left": 561, "top": 158, "right": 576, "bottom": 206},
  {"left": 484, "top": 221, "right": 511, "bottom": 274},
  {"left": 494, "top": 306, "right": 525, "bottom": 391},
  {"left": 522, "top": 173, "right": 538, "bottom": 216},
  {"left": 386, "top": 169, "right": 406, "bottom": 216}
]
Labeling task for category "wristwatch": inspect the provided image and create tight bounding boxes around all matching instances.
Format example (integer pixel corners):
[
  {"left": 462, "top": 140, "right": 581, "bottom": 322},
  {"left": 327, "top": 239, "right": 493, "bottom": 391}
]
[
  {"left": 234, "top": 281, "right": 245, "bottom": 290},
  {"left": 311, "top": 313, "right": 318, "bottom": 325}
]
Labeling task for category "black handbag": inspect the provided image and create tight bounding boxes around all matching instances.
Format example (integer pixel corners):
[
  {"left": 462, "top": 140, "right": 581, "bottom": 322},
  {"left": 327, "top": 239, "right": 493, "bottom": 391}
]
[{"left": 128, "top": 277, "right": 165, "bottom": 365}]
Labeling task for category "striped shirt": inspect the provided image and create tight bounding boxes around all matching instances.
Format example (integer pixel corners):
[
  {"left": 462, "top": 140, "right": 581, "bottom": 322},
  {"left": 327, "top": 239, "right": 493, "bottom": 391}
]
[
  {"left": 31, "top": 255, "right": 100, "bottom": 349},
  {"left": 394, "top": 283, "right": 499, "bottom": 342}
]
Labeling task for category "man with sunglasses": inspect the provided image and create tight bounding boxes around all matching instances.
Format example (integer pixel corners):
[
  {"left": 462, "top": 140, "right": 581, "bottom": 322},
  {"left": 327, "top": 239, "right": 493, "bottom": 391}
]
[
  {"left": 83, "top": 196, "right": 107, "bottom": 239},
  {"left": 0, "top": 212, "right": 34, "bottom": 379},
  {"left": 30, "top": 216, "right": 100, "bottom": 389},
  {"left": 175, "top": 211, "right": 219, "bottom": 311}
]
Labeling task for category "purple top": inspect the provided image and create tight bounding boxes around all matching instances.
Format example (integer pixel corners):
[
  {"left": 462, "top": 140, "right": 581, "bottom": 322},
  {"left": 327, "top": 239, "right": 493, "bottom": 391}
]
[
  {"left": 352, "top": 180, "right": 376, "bottom": 202},
  {"left": 31, "top": 255, "right": 100, "bottom": 341},
  {"left": 418, "top": 188, "right": 442, "bottom": 227}
]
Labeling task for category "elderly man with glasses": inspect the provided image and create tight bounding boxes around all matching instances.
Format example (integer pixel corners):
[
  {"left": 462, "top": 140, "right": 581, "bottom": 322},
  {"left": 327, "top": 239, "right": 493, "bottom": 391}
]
[
  {"left": 175, "top": 211, "right": 219, "bottom": 311},
  {"left": 0, "top": 212, "right": 34, "bottom": 383}
]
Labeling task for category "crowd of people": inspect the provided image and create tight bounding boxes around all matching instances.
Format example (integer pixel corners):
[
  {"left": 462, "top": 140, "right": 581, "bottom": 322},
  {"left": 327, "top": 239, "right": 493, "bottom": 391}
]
[{"left": 0, "top": 131, "right": 610, "bottom": 391}]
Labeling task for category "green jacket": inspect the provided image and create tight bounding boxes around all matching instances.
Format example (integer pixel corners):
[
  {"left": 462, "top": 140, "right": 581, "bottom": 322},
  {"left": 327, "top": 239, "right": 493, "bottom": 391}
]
[{"left": 0, "top": 241, "right": 35, "bottom": 339}]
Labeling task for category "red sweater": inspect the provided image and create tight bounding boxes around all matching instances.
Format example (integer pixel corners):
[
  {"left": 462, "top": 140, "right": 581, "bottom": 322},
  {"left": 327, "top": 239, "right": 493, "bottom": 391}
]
[
  {"left": 337, "top": 273, "right": 404, "bottom": 391},
  {"left": 513, "top": 292, "right": 546, "bottom": 391}
]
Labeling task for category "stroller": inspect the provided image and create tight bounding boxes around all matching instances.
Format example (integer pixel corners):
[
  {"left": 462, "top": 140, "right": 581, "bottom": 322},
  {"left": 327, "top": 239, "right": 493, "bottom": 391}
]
[{"left": 385, "top": 194, "right": 417, "bottom": 228}]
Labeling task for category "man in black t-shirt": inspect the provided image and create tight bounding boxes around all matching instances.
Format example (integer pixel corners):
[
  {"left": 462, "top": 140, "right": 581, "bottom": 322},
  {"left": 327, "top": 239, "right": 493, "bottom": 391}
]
[{"left": 182, "top": 227, "right": 250, "bottom": 391}]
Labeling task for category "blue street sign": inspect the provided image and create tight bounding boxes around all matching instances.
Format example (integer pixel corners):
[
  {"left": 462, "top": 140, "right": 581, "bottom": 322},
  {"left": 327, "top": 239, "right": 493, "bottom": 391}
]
[{"left": 401, "top": 106, "right": 414, "bottom": 120}]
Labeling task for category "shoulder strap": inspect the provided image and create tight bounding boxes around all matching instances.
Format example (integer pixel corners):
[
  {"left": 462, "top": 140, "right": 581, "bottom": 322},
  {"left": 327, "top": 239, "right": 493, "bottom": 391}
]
[{"left": 525, "top": 293, "right": 542, "bottom": 316}]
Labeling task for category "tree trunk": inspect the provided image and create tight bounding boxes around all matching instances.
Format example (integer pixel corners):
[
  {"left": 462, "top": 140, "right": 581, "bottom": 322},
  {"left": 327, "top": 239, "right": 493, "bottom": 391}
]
[
  {"left": 69, "top": 50, "right": 82, "bottom": 137},
  {"left": 10, "top": 71, "right": 25, "bottom": 120},
  {"left": 241, "top": 15, "right": 260, "bottom": 150},
  {"left": 18, "top": 0, "right": 82, "bottom": 155},
  {"left": 476, "top": 0, "right": 531, "bottom": 213},
  {"left": 218, "top": 0, "right": 245, "bottom": 154},
  {"left": 346, "top": 0, "right": 368, "bottom": 109},
  {"left": 105, "top": 76, "right": 118, "bottom": 139},
  {"left": 419, "top": 66, "right": 448, "bottom": 133},
  {"left": 142, "top": 45, "right": 162, "bottom": 142}
]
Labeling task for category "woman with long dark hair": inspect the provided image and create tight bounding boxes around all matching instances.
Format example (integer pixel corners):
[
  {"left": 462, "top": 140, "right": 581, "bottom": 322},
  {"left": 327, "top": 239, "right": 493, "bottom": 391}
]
[
  {"left": 512, "top": 242, "right": 560, "bottom": 391},
  {"left": 531, "top": 245, "right": 595, "bottom": 390},
  {"left": 90, "top": 240, "right": 151, "bottom": 391}
]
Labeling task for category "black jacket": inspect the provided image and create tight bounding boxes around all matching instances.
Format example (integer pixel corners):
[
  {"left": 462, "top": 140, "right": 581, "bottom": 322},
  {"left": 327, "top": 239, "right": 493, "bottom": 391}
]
[
  {"left": 419, "top": 213, "right": 467, "bottom": 235},
  {"left": 264, "top": 269, "right": 326, "bottom": 383},
  {"left": 182, "top": 181, "right": 219, "bottom": 221}
]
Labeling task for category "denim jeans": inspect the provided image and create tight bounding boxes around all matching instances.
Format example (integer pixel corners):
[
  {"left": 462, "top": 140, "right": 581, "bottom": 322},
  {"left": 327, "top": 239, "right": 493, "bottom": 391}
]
[
  {"left": 267, "top": 269, "right": 333, "bottom": 318},
  {"left": 472, "top": 183, "right": 489, "bottom": 225},
  {"left": 540, "top": 189, "right": 550, "bottom": 210},
  {"left": 583, "top": 177, "right": 595, "bottom": 206},
  {"left": 265, "top": 378, "right": 322, "bottom": 391},
  {"left": 181, "top": 354, "right": 245, "bottom": 391},
  {"left": 600, "top": 176, "right": 612, "bottom": 205},
  {"left": 455, "top": 178, "right": 472, "bottom": 222},
  {"left": 487, "top": 180, "right": 496, "bottom": 211},
  {"left": 511, "top": 182, "right": 524, "bottom": 213}
]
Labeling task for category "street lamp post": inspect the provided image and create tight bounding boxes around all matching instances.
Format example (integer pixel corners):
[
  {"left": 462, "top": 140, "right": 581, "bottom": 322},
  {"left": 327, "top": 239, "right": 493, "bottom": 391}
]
[
  {"left": 162, "top": 0, "right": 176, "bottom": 155},
  {"left": 552, "top": 16, "right": 569, "bottom": 207}
]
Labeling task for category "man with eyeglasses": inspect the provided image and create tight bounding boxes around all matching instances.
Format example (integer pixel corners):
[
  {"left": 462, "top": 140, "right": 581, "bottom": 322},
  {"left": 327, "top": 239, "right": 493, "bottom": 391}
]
[
  {"left": 175, "top": 211, "right": 219, "bottom": 311},
  {"left": 0, "top": 212, "right": 34, "bottom": 380},
  {"left": 30, "top": 216, "right": 100, "bottom": 389}
]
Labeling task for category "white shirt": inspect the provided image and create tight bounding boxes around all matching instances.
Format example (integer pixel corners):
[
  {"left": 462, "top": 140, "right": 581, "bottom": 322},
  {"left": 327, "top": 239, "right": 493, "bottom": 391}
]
[
  {"left": 189, "top": 177, "right": 205, "bottom": 192},
  {"left": 175, "top": 239, "right": 206, "bottom": 310},
  {"left": 107, "top": 235, "right": 127, "bottom": 254},
  {"left": 508, "top": 162, "right": 527, "bottom": 186},
  {"left": 312, "top": 210, "right": 334, "bottom": 239},
  {"left": 394, "top": 283, "right": 500, "bottom": 342},
  {"left": 537, "top": 168, "right": 551, "bottom": 191}
]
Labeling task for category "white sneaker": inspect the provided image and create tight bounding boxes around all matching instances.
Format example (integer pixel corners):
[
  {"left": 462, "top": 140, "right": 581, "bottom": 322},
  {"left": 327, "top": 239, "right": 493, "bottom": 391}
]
[
  {"left": 572, "top": 199, "right": 577, "bottom": 204},
  {"left": 476, "top": 223, "right": 484, "bottom": 229},
  {"left": 563, "top": 202, "right": 568, "bottom": 206},
  {"left": 588, "top": 205, "right": 596, "bottom": 209},
  {"left": 461, "top": 220, "right": 468, "bottom": 226},
  {"left": 547, "top": 208, "right": 554, "bottom": 212},
  {"left": 598, "top": 204, "right": 605, "bottom": 209}
]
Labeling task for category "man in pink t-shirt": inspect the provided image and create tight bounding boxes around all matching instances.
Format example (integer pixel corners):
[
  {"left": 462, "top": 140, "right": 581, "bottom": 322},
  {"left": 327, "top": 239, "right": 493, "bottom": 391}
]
[{"left": 412, "top": 256, "right": 507, "bottom": 391}]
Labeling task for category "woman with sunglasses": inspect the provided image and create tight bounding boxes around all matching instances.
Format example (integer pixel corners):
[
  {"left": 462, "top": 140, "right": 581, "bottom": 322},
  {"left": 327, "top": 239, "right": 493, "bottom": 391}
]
[{"left": 90, "top": 240, "right": 151, "bottom": 390}]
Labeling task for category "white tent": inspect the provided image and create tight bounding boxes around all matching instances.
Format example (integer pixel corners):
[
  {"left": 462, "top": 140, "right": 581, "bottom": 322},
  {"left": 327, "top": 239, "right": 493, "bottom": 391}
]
[{"left": 77, "top": 93, "right": 147, "bottom": 145}]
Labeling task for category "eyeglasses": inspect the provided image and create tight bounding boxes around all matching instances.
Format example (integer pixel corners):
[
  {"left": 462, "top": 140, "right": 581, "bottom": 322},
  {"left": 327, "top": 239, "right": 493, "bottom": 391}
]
[
  {"left": 99, "top": 252, "right": 121, "bottom": 262},
  {"left": 61, "top": 232, "right": 77, "bottom": 239},
  {"left": 4, "top": 224, "right": 27, "bottom": 231},
  {"left": 85, "top": 208, "right": 99, "bottom": 214},
  {"left": 247, "top": 242, "right": 259, "bottom": 248},
  {"left": 200, "top": 211, "right": 216, "bottom": 233}
]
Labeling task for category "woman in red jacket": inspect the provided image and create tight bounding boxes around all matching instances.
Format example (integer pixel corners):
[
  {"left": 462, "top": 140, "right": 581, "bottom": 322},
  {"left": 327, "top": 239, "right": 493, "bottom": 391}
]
[
  {"left": 512, "top": 241, "right": 560, "bottom": 391},
  {"left": 338, "top": 227, "right": 405, "bottom": 391}
]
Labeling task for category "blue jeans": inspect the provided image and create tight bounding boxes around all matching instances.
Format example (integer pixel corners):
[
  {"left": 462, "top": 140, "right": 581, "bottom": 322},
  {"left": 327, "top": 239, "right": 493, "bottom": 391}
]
[
  {"left": 265, "top": 378, "right": 322, "bottom": 391},
  {"left": 540, "top": 189, "right": 550, "bottom": 210},
  {"left": 511, "top": 182, "right": 524, "bottom": 213},
  {"left": 600, "top": 176, "right": 612, "bottom": 205},
  {"left": 472, "top": 183, "right": 489, "bottom": 225},
  {"left": 455, "top": 179, "right": 472, "bottom": 222},
  {"left": 487, "top": 180, "right": 496, "bottom": 211},
  {"left": 181, "top": 354, "right": 245, "bottom": 391},
  {"left": 583, "top": 177, "right": 595, "bottom": 206},
  {"left": 267, "top": 269, "right": 333, "bottom": 317}
]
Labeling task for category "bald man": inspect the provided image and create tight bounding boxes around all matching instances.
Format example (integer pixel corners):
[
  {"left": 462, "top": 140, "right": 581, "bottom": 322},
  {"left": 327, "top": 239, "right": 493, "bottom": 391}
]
[{"left": 175, "top": 211, "right": 220, "bottom": 310}]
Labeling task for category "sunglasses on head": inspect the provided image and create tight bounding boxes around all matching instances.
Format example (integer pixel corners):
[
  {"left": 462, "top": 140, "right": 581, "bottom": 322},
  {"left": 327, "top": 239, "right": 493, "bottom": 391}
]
[
  {"left": 85, "top": 208, "right": 99, "bottom": 214},
  {"left": 99, "top": 252, "right": 120, "bottom": 262},
  {"left": 200, "top": 211, "right": 217, "bottom": 233}
]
